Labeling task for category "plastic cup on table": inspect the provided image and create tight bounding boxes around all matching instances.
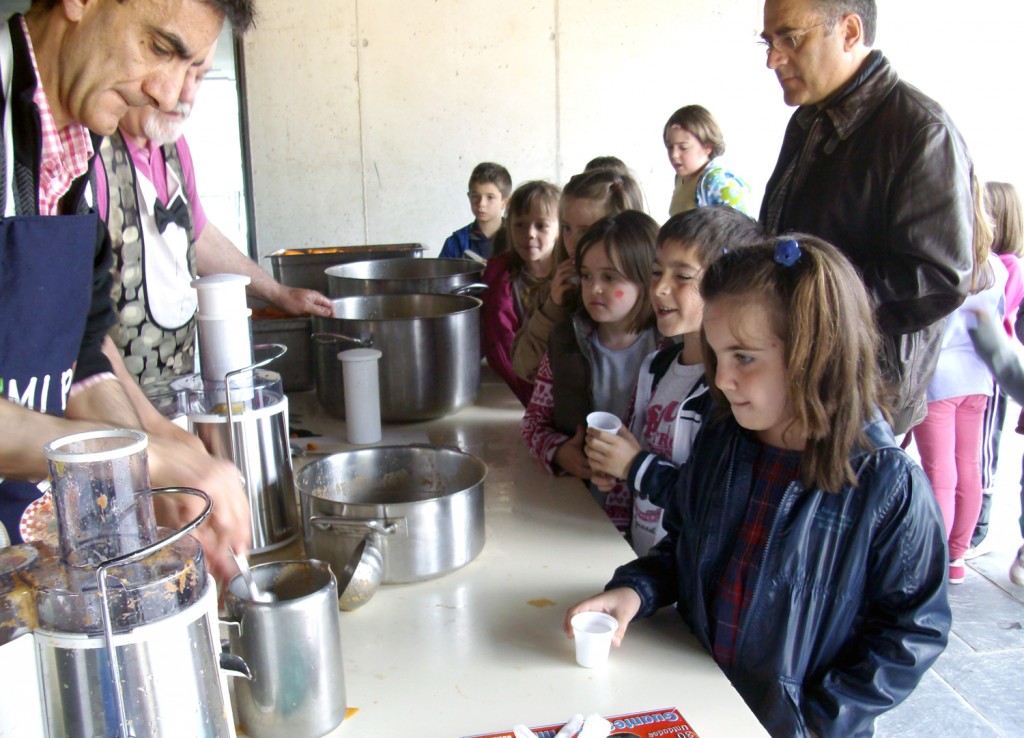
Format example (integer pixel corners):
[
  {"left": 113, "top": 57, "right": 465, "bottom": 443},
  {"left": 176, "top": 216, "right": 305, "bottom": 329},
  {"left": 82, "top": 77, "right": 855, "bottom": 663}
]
[
  {"left": 570, "top": 612, "right": 618, "bottom": 668},
  {"left": 586, "top": 411, "right": 622, "bottom": 435}
]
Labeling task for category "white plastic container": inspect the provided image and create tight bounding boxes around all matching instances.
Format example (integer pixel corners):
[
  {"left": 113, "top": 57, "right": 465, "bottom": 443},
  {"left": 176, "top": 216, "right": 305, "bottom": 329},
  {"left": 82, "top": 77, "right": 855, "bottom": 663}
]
[
  {"left": 192, "top": 274, "right": 255, "bottom": 405},
  {"left": 191, "top": 273, "right": 250, "bottom": 318},
  {"left": 196, "top": 311, "right": 253, "bottom": 384},
  {"left": 339, "top": 348, "right": 383, "bottom": 445}
]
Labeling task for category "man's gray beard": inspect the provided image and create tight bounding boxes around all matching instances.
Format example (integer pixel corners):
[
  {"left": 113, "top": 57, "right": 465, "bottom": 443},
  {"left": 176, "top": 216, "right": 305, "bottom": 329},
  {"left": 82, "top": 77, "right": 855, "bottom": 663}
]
[{"left": 142, "top": 104, "right": 190, "bottom": 145}]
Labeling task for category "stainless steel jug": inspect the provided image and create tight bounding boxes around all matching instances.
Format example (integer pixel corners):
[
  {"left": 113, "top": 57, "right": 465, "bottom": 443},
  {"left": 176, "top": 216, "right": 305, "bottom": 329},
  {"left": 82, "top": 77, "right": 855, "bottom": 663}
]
[{"left": 224, "top": 559, "right": 347, "bottom": 738}]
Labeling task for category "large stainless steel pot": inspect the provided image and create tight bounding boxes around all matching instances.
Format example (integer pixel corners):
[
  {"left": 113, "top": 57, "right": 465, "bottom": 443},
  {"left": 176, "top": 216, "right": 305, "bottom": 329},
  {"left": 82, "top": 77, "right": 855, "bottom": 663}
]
[
  {"left": 312, "top": 294, "right": 481, "bottom": 422},
  {"left": 269, "top": 244, "right": 424, "bottom": 294},
  {"left": 297, "top": 445, "right": 486, "bottom": 583},
  {"left": 325, "top": 257, "right": 484, "bottom": 299}
]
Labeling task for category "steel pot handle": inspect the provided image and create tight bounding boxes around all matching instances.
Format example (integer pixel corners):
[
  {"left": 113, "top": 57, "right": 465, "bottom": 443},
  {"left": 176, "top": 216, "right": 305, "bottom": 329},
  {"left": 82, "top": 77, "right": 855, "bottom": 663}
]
[
  {"left": 311, "top": 331, "right": 373, "bottom": 347},
  {"left": 308, "top": 515, "right": 404, "bottom": 538},
  {"left": 450, "top": 282, "right": 488, "bottom": 296}
]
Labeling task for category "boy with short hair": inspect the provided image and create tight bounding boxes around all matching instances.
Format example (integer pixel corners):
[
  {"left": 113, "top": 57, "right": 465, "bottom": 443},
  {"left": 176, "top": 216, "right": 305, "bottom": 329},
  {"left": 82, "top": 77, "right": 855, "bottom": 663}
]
[{"left": 440, "top": 162, "right": 512, "bottom": 260}]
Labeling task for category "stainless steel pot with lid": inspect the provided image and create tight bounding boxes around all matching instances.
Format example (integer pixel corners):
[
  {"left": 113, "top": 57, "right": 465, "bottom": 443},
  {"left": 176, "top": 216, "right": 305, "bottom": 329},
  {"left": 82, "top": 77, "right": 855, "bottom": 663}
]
[{"left": 297, "top": 445, "right": 487, "bottom": 584}]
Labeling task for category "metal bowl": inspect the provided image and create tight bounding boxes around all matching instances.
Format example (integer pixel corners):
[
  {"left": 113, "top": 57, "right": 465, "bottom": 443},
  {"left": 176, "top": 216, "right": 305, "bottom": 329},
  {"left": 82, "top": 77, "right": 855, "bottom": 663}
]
[
  {"left": 336, "top": 537, "right": 384, "bottom": 611},
  {"left": 299, "top": 445, "right": 487, "bottom": 583}
]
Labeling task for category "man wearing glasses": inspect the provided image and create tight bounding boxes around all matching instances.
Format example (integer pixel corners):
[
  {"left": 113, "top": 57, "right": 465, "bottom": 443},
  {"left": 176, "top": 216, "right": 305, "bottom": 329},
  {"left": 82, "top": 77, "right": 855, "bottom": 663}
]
[{"left": 759, "top": 0, "right": 973, "bottom": 436}]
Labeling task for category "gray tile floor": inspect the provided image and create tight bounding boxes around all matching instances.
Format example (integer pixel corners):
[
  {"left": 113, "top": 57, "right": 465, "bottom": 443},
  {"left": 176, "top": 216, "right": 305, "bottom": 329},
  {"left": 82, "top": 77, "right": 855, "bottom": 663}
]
[{"left": 875, "top": 404, "right": 1024, "bottom": 737}]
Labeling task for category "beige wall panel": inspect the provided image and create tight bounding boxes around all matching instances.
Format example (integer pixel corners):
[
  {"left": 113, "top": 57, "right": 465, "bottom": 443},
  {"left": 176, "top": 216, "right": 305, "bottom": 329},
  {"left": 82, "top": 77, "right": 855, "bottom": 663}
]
[
  {"left": 355, "top": 0, "right": 558, "bottom": 252},
  {"left": 557, "top": 0, "right": 781, "bottom": 218},
  {"left": 878, "top": 0, "right": 1024, "bottom": 185},
  {"left": 241, "top": 1, "right": 1022, "bottom": 259},
  {"left": 243, "top": 3, "right": 364, "bottom": 253}
]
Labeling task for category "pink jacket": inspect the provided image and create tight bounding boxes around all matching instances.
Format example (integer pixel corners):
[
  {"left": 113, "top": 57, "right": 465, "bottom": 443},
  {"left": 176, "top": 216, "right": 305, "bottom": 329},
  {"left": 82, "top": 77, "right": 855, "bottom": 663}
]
[
  {"left": 481, "top": 252, "right": 534, "bottom": 406},
  {"left": 999, "top": 253, "right": 1024, "bottom": 337}
]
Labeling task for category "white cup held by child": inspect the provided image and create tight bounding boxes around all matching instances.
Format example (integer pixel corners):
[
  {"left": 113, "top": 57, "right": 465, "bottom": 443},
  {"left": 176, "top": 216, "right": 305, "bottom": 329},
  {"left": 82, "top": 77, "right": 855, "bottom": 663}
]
[
  {"left": 586, "top": 411, "right": 622, "bottom": 435},
  {"left": 570, "top": 611, "right": 618, "bottom": 668}
]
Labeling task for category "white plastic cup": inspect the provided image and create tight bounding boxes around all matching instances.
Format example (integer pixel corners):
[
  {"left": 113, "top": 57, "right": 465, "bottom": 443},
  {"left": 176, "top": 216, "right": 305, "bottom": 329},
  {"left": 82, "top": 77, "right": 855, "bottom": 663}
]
[
  {"left": 339, "top": 348, "right": 383, "bottom": 445},
  {"left": 570, "top": 612, "right": 618, "bottom": 668},
  {"left": 586, "top": 411, "right": 622, "bottom": 435},
  {"left": 192, "top": 273, "right": 251, "bottom": 318}
]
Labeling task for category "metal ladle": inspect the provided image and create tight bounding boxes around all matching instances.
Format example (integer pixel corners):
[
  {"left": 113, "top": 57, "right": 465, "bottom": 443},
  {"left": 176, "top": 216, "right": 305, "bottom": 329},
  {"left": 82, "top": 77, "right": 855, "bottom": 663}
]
[{"left": 230, "top": 547, "right": 276, "bottom": 603}]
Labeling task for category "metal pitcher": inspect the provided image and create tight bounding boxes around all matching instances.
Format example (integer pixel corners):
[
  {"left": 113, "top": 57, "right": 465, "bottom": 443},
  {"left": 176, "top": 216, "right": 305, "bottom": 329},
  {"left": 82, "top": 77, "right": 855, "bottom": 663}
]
[{"left": 223, "top": 559, "right": 347, "bottom": 738}]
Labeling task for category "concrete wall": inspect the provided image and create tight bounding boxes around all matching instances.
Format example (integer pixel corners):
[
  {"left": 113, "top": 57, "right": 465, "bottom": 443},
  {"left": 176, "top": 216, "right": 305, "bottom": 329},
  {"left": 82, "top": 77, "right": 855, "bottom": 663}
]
[{"left": 241, "top": 0, "right": 1021, "bottom": 259}]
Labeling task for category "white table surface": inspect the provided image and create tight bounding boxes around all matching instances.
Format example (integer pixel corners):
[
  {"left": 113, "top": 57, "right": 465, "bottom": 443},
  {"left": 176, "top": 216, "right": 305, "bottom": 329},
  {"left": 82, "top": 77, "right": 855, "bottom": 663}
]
[{"left": 259, "top": 369, "right": 769, "bottom": 738}]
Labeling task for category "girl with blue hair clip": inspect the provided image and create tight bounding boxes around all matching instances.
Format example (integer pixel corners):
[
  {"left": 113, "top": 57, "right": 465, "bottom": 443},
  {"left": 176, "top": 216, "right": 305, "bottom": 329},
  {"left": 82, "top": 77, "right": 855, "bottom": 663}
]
[{"left": 566, "top": 236, "right": 950, "bottom": 738}]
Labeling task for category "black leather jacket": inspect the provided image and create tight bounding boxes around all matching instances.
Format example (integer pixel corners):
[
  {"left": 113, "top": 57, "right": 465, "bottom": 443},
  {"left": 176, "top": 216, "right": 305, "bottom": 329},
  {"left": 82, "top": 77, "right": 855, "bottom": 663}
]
[
  {"left": 609, "top": 415, "right": 950, "bottom": 738},
  {"left": 761, "top": 51, "right": 973, "bottom": 433}
]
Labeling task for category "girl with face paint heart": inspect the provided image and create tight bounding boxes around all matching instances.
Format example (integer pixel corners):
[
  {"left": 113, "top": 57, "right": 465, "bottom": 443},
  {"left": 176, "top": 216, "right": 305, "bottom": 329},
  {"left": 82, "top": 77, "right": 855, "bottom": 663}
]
[{"left": 520, "top": 211, "right": 659, "bottom": 534}]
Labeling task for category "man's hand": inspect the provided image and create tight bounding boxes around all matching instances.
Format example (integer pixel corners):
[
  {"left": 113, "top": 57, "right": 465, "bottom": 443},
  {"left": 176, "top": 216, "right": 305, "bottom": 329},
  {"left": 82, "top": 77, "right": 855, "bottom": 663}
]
[
  {"left": 146, "top": 434, "right": 251, "bottom": 584},
  {"left": 273, "top": 286, "right": 333, "bottom": 317},
  {"left": 193, "top": 223, "right": 333, "bottom": 318}
]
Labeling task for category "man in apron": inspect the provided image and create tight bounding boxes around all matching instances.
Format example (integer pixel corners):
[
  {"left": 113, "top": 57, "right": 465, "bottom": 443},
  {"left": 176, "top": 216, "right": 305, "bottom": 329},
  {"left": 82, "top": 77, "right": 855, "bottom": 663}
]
[
  {"left": 0, "top": 0, "right": 257, "bottom": 583},
  {"left": 93, "top": 49, "right": 332, "bottom": 388}
]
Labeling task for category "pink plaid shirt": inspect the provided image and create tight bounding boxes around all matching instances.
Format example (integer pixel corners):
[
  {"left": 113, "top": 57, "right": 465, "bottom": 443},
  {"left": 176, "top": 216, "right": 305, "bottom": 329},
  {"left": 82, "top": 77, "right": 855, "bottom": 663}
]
[{"left": 19, "top": 17, "right": 93, "bottom": 215}]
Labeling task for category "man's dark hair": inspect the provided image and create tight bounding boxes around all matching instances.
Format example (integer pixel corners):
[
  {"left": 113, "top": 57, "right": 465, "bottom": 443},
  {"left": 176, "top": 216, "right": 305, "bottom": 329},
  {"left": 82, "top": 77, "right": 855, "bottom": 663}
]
[
  {"left": 32, "top": 0, "right": 256, "bottom": 33},
  {"left": 818, "top": 0, "right": 876, "bottom": 46},
  {"left": 208, "top": 0, "right": 257, "bottom": 32},
  {"left": 469, "top": 162, "right": 513, "bottom": 199}
]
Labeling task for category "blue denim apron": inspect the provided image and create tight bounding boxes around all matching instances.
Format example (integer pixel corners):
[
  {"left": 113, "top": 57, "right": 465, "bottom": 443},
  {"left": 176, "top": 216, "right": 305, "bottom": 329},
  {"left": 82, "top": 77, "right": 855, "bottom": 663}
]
[{"left": 0, "top": 18, "right": 99, "bottom": 541}]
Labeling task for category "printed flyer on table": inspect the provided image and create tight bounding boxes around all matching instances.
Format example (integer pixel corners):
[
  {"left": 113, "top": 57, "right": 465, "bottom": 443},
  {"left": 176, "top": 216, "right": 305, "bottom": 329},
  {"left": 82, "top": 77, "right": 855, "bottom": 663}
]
[{"left": 462, "top": 707, "right": 700, "bottom": 738}]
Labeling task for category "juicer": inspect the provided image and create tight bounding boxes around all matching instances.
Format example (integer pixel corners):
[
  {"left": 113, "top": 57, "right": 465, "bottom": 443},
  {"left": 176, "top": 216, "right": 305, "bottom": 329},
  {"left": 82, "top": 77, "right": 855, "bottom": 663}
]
[
  {"left": 174, "top": 273, "right": 298, "bottom": 553},
  {"left": 0, "top": 428, "right": 246, "bottom": 738}
]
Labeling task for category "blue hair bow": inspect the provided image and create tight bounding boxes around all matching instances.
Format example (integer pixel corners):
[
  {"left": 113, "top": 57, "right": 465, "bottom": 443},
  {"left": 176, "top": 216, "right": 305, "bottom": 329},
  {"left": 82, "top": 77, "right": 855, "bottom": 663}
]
[{"left": 774, "top": 239, "right": 802, "bottom": 267}]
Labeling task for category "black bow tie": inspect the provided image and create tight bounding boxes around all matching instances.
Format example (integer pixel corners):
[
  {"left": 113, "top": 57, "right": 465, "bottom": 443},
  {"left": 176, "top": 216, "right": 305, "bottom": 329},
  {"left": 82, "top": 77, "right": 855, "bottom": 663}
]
[{"left": 153, "top": 196, "right": 190, "bottom": 234}]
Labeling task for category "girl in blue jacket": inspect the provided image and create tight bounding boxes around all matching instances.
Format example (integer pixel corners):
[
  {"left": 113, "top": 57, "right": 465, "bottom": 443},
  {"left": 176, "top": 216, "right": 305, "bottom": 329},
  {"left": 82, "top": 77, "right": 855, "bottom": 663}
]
[{"left": 565, "top": 236, "right": 950, "bottom": 738}]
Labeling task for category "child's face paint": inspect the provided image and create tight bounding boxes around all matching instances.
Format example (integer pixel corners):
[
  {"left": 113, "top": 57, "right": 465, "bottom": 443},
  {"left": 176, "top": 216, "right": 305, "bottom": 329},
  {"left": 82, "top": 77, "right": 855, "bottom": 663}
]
[{"left": 579, "top": 242, "right": 641, "bottom": 329}]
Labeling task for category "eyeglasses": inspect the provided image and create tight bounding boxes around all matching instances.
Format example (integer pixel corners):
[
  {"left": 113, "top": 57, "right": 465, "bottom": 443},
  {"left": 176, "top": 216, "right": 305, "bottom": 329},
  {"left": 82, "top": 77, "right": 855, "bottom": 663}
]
[{"left": 757, "top": 20, "right": 830, "bottom": 53}]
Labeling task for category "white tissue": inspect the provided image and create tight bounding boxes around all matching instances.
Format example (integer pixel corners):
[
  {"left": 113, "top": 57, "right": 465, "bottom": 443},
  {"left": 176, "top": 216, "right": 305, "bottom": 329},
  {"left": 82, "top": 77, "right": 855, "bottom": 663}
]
[
  {"left": 554, "top": 714, "right": 585, "bottom": 738},
  {"left": 513, "top": 711, "right": 609, "bottom": 738},
  {"left": 578, "top": 713, "right": 612, "bottom": 738}
]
